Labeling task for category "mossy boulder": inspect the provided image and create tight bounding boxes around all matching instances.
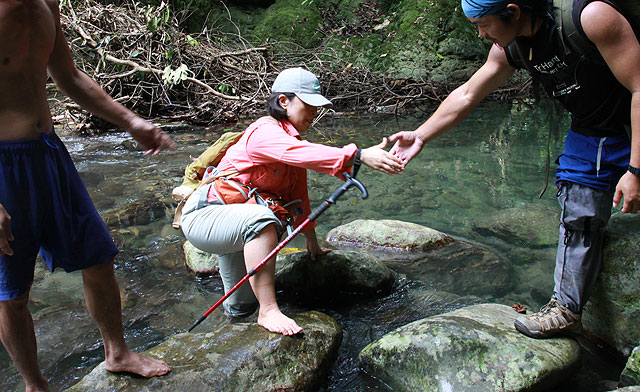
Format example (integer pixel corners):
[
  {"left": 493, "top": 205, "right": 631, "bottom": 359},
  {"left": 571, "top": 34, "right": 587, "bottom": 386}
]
[
  {"left": 621, "top": 346, "right": 640, "bottom": 387},
  {"left": 359, "top": 303, "right": 581, "bottom": 392},
  {"left": 326, "top": 219, "right": 454, "bottom": 252},
  {"left": 582, "top": 212, "right": 640, "bottom": 355},
  {"left": 274, "top": 249, "right": 396, "bottom": 297},
  {"left": 252, "top": 0, "right": 324, "bottom": 48},
  {"left": 336, "top": 0, "right": 485, "bottom": 79},
  {"left": 67, "top": 311, "right": 342, "bottom": 392}
]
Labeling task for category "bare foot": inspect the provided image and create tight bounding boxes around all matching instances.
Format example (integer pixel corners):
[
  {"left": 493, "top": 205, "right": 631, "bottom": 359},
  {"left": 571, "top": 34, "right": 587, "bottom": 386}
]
[
  {"left": 105, "top": 350, "right": 170, "bottom": 378},
  {"left": 257, "top": 308, "right": 302, "bottom": 335}
]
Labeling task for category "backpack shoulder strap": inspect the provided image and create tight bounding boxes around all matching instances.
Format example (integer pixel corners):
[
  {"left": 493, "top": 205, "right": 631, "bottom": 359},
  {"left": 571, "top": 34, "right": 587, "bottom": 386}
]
[{"left": 555, "top": 0, "right": 598, "bottom": 58}]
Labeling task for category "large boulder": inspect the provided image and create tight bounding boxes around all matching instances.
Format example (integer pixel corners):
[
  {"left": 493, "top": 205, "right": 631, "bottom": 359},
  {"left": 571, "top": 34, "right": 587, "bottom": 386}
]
[
  {"left": 183, "top": 240, "right": 220, "bottom": 275},
  {"left": 101, "top": 196, "right": 168, "bottom": 229},
  {"left": 359, "top": 304, "right": 581, "bottom": 392},
  {"left": 582, "top": 213, "right": 640, "bottom": 355},
  {"left": 326, "top": 219, "right": 454, "bottom": 252},
  {"left": 67, "top": 311, "right": 342, "bottom": 392},
  {"left": 326, "top": 219, "right": 514, "bottom": 297},
  {"left": 621, "top": 346, "right": 640, "bottom": 387},
  {"left": 274, "top": 250, "right": 396, "bottom": 297}
]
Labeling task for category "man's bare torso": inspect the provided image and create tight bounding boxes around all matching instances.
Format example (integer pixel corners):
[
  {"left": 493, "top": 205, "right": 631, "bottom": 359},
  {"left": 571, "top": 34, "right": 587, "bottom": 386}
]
[{"left": 0, "top": 0, "right": 57, "bottom": 141}]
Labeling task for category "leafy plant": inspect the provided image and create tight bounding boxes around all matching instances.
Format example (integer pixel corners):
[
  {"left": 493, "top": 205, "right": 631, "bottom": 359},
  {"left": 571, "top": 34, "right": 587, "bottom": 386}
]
[{"left": 162, "top": 63, "right": 190, "bottom": 86}]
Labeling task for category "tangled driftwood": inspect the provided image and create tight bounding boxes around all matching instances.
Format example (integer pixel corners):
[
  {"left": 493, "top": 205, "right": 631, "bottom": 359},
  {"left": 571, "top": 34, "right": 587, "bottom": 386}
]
[{"left": 57, "top": 0, "right": 523, "bottom": 129}]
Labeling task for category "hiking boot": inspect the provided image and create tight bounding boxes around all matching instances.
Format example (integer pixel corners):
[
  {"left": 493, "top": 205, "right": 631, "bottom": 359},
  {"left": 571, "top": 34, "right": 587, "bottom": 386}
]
[{"left": 514, "top": 297, "right": 582, "bottom": 339}]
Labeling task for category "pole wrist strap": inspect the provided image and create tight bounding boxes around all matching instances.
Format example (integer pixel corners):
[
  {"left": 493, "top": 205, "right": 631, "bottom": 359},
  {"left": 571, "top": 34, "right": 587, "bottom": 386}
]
[{"left": 353, "top": 147, "right": 362, "bottom": 178}]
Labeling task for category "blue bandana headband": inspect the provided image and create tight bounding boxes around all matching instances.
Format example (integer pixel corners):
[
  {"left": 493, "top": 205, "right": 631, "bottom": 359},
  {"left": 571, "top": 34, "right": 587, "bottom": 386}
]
[{"left": 461, "top": 0, "right": 510, "bottom": 18}]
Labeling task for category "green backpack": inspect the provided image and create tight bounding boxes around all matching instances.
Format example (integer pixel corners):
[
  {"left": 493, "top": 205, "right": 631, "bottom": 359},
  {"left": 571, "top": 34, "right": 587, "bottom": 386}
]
[{"left": 179, "top": 131, "right": 244, "bottom": 190}]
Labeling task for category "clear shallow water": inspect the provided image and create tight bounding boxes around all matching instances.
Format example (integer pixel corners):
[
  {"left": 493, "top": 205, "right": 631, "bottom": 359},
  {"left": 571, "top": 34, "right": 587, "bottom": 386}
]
[{"left": 0, "top": 101, "right": 623, "bottom": 391}]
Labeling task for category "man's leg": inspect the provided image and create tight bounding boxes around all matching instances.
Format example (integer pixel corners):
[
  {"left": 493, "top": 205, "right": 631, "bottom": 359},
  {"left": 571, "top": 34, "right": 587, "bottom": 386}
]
[
  {"left": 0, "top": 291, "right": 49, "bottom": 392},
  {"left": 81, "top": 261, "right": 170, "bottom": 377},
  {"left": 553, "top": 182, "right": 613, "bottom": 313},
  {"left": 515, "top": 182, "right": 613, "bottom": 338}
]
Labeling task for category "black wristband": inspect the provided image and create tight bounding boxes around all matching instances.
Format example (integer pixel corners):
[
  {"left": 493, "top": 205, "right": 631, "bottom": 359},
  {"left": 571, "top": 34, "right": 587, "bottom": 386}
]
[
  {"left": 353, "top": 148, "right": 362, "bottom": 178},
  {"left": 628, "top": 165, "right": 640, "bottom": 178}
]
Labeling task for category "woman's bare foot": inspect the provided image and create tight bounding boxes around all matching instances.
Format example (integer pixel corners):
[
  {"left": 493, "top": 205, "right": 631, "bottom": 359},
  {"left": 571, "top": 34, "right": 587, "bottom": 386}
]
[
  {"left": 105, "top": 350, "right": 170, "bottom": 378},
  {"left": 257, "top": 307, "right": 302, "bottom": 335}
]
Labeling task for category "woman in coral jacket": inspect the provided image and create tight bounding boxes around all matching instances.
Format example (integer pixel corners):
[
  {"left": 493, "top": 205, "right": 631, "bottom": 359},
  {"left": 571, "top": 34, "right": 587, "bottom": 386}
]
[{"left": 181, "top": 68, "right": 402, "bottom": 335}]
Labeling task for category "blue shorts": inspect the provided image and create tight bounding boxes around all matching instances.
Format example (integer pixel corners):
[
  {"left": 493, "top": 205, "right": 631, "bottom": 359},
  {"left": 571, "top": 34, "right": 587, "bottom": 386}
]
[
  {"left": 556, "top": 129, "right": 630, "bottom": 192},
  {"left": 0, "top": 131, "right": 119, "bottom": 300}
]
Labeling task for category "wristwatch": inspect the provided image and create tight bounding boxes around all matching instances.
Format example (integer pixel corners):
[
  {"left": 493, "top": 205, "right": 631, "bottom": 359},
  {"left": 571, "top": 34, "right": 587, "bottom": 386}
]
[{"left": 628, "top": 165, "right": 640, "bottom": 177}]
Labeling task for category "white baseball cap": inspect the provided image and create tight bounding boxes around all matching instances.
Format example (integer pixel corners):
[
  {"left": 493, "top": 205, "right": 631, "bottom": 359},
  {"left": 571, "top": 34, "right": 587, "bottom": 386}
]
[{"left": 271, "top": 68, "right": 332, "bottom": 107}]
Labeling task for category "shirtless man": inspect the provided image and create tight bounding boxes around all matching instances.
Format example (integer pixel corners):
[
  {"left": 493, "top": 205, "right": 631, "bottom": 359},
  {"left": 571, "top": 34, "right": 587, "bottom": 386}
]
[{"left": 0, "top": 1, "right": 175, "bottom": 390}]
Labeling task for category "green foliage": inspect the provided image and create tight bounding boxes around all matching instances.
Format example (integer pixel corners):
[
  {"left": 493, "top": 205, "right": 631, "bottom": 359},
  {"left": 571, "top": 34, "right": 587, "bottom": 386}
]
[{"left": 145, "top": 2, "right": 171, "bottom": 32}]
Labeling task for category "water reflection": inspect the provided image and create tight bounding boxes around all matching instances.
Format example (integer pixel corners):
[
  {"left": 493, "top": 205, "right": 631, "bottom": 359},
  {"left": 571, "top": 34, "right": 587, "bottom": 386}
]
[{"left": 1, "top": 101, "right": 594, "bottom": 391}]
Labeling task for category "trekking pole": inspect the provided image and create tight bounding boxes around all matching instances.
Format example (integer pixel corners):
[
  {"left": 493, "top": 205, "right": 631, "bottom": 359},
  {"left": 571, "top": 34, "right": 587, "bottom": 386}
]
[{"left": 187, "top": 172, "right": 368, "bottom": 332}]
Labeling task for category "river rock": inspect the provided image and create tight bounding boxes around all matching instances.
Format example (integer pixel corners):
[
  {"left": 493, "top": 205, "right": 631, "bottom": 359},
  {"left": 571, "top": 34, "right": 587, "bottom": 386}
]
[
  {"left": 326, "top": 219, "right": 454, "bottom": 252},
  {"left": 471, "top": 204, "right": 559, "bottom": 248},
  {"left": 101, "top": 195, "right": 168, "bottom": 229},
  {"left": 582, "top": 212, "right": 640, "bottom": 355},
  {"left": 183, "top": 240, "right": 220, "bottom": 275},
  {"left": 359, "top": 303, "right": 581, "bottom": 392},
  {"left": 621, "top": 346, "right": 640, "bottom": 387},
  {"left": 409, "top": 240, "right": 515, "bottom": 297},
  {"left": 67, "top": 311, "right": 341, "bottom": 392},
  {"left": 274, "top": 250, "right": 396, "bottom": 297}
]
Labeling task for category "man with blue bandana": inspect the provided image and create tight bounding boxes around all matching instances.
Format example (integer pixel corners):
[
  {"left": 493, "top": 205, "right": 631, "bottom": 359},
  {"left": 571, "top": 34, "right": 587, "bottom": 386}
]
[{"left": 390, "top": 0, "right": 640, "bottom": 339}]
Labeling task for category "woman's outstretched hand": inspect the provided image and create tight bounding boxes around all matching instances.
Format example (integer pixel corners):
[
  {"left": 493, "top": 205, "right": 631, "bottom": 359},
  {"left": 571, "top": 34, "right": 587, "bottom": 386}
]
[{"left": 361, "top": 137, "right": 404, "bottom": 174}]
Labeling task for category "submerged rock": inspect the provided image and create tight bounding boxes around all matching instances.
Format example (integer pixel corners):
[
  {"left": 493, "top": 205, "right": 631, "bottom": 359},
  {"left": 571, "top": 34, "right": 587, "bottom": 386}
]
[
  {"left": 67, "top": 311, "right": 342, "bottom": 392},
  {"left": 406, "top": 240, "right": 515, "bottom": 297},
  {"left": 326, "top": 219, "right": 454, "bottom": 252},
  {"left": 582, "top": 212, "right": 640, "bottom": 355},
  {"left": 274, "top": 250, "right": 396, "bottom": 297},
  {"left": 472, "top": 204, "right": 559, "bottom": 248},
  {"left": 621, "top": 346, "right": 640, "bottom": 387},
  {"left": 101, "top": 195, "right": 168, "bottom": 229},
  {"left": 359, "top": 303, "right": 580, "bottom": 392}
]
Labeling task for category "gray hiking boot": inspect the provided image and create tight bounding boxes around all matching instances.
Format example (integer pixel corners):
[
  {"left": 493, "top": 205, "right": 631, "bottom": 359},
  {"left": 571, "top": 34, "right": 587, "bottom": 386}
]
[{"left": 514, "top": 297, "right": 582, "bottom": 339}]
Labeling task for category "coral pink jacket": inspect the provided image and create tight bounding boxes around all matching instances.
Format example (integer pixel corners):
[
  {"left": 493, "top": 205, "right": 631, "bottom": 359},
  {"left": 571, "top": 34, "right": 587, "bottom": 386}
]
[{"left": 210, "top": 116, "right": 358, "bottom": 230}]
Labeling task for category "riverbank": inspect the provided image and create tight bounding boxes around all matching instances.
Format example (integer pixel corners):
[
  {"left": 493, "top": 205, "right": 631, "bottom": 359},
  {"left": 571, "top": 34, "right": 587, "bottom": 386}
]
[{"left": 55, "top": 0, "right": 528, "bottom": 130}]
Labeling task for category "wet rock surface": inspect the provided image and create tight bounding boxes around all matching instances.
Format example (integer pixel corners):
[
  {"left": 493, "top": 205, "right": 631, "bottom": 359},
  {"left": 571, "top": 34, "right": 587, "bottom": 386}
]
[
  {"left": 67, "top": 311, "right": 342, "bottom": 392},
  {"left": 359, "top": 303, "right": 581, "bottom": 392},
  {"left": 274, "top": 249, "right": 396, "bottom": 298},
  {"left": 582, "top": 213, "right": 640, "bottom": 355}
]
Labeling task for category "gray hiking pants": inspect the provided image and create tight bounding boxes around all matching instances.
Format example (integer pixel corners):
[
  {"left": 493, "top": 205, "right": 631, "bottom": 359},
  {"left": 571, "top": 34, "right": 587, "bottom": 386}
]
[
  {"left": 181, "top": 186, "right": 282, "bottom": 317},
  {"left": 554, "top": 181, "right": 614, "bottom": 314}
]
